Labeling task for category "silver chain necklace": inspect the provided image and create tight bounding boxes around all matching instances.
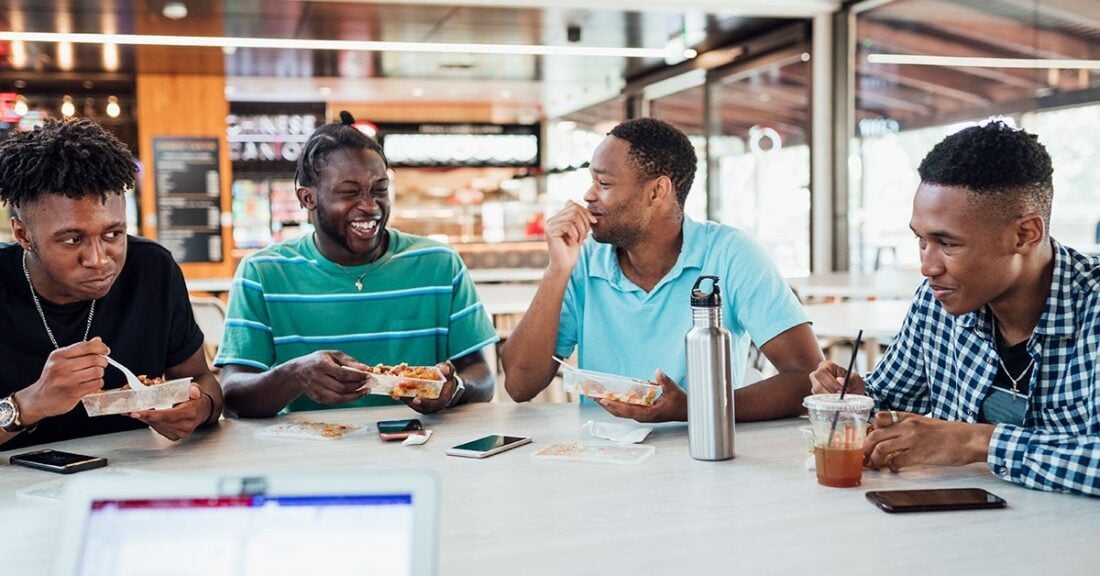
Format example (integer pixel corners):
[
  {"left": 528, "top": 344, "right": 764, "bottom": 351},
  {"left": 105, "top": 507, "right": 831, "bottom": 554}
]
[
  {"left": 992, "top": 321, "right": 1034, "bottom": 397},
  {"left": 22, "top": 251, "right": 96, "bottom": 349}
]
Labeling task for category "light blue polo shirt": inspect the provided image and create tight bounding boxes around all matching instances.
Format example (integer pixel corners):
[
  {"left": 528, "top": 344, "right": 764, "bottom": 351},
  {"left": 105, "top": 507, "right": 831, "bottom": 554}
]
[{"left": 555, "top": 216, "right": 808, "bottom": 390}]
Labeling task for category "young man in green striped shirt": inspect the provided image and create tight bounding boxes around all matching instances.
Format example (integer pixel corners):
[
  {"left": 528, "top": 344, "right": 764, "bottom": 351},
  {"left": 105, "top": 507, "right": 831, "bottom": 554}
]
[{"left": 216, "top": 112, "right": 499, "bottom": 417}]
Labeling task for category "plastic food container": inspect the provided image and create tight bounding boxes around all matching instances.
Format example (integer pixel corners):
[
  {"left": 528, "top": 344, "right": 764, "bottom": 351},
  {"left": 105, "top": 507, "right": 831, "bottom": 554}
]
[
  {"left": 81, "top": 377, "right": 193, "bottom": 417},
  {"left": 358, "top": 366, "right": 445, "bottom": 400},
  {"left": 532, "top": 441, "right": 655, "bottom": 465},
  {"left": 561, "top": 367, "right": 662, "bottom": 406}
]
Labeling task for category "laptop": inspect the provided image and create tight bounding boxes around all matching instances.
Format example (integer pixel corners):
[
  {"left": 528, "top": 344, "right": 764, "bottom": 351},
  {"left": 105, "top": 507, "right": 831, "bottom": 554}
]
[{"left": 50, "top": 470, "right": 439, "bottom": 576}]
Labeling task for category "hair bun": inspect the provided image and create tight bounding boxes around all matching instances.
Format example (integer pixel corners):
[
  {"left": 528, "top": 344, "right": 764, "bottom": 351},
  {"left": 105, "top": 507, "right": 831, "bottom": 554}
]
[{"left": 338, "top": 111, "right": 355, "bottom": 125}]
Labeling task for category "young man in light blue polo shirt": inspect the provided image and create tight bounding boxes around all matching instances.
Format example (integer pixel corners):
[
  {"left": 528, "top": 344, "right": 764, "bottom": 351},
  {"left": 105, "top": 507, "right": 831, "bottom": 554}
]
[{"left": 502, "top": 118, "right": 823, "bottom": 422}]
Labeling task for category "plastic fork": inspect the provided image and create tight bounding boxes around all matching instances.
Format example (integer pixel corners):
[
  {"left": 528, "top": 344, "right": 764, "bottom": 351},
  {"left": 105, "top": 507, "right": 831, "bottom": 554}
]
[{"left": 102, "top": 355, "right": 147, "bottom": 389}]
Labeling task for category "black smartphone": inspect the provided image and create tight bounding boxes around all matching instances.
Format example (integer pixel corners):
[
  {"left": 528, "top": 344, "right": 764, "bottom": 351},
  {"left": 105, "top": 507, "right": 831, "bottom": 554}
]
[
  {"left": 866, "top": 488, "right": 1007, "bottom": 513},
  {"left": 377, "top": 419, "right": 425, "bottom": 441},
  {"left": 10, "top": 449, "right": 108, "bottom": 474},
  {"left": 444, "top": 435, "right": 532, "bottom": 458}
]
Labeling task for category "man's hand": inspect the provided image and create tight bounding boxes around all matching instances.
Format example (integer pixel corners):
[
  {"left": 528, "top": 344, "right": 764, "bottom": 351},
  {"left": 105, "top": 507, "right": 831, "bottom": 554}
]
[
  {"left": 17, "top": 338, "right": 110, "bottom": 425},
  {"left": 288, "top": 351, "right": 371, "bottom": 405},
  {"left": 863, "top": 411, "right": 994, "bottom": 471},
  {"left": 131, "top": 384, "right": 211, "bottom": 441},
  {"left": 596, "top": 369, "right": 687, "bottom": 423},
  {"left": 545, "top": 201, "right": 596, "bottom": 276},
  {"left": 809, "top": 360, "right": 866, "bottom": 396},
  {"left": 402, "top": 361, "right": 458, "bottom": 415}
]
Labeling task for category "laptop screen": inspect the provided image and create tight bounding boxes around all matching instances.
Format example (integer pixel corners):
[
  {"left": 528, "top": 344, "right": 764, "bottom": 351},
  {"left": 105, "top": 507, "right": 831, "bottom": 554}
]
[{"left": 76, "top": 493, "right": 416, "bottom": 576}]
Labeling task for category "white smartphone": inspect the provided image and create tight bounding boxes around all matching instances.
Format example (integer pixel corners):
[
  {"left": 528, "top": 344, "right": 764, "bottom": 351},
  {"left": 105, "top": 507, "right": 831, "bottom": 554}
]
[{"left": 444, "top": 435, "right": 532, "bottom": 459}]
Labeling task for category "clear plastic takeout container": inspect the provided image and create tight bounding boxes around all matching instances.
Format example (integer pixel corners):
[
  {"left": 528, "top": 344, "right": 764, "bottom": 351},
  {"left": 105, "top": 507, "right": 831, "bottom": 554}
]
[
  {"left": 357, "top": 365, "right": 445, "bottom": 400},
  {"left": 532, "top": 441, "right": 656, "bottom": 465},
  {"left": 81, "top": 377, "right": 193, "bottom": 417},
  {"left": 561, "top": 366, "right": 662, "bottom": 406}
]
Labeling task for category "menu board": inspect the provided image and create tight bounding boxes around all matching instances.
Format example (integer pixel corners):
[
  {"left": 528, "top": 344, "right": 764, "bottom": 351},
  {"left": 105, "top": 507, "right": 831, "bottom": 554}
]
[
  {"left": 153, "top": 137, "right": 223, "bottom": 263},
  {"left": 377, "top": 123, "right": 541, "bottom": 168}
]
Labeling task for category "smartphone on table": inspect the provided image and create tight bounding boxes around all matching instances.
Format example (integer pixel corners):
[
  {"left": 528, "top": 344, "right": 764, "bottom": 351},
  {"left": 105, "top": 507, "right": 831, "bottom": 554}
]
[
  {"left": 866, "top": 488, "right": 1006, "bottom": 513},
  {"left": 444, "top": 435, "right": 532, "bottom": 459},
  {"left": 377, "top": 419, "right": 425, "bottom": 441},
  {"left": 10, "top": 449, "right": 108, "bottom": 474}
]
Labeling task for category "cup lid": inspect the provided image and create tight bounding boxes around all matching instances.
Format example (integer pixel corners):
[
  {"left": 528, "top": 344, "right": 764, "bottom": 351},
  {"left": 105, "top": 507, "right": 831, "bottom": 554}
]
[{"left": 802, "top": 394, "right": 874, "bottom": 412}]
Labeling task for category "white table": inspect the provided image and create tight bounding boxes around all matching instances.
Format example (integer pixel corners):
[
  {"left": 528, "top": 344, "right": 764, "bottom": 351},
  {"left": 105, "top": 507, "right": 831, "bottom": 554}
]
[
  {"left": 2, "top": 404, "right": 1097, "bottom": 575},
  {"left": 788, "top": 269, "right": 924, "bottom": 302},
  {"left": 804, "top": 300, "right": 913, "bottom": 342},
  {"left": 476, "top": 282, "right": 539, "bottom": 317}
]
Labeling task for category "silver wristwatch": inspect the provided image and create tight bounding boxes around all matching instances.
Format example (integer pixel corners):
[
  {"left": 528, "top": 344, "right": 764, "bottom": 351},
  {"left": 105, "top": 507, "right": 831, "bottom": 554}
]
[
  {"left": 0, "top": 394, "right": 28, "bottom": 433},
  {"left": 446, "top": 374, "right": 467, "bottom": 408}
]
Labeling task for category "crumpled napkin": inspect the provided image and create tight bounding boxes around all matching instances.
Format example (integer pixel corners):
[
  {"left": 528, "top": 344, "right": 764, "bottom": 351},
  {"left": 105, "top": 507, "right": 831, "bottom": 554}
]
[
  {"left": 402, "top": 430, "right": 433, "bottom": 446},
  {"left": 582, "top": 420, "right": 652, "bottom": 444}
]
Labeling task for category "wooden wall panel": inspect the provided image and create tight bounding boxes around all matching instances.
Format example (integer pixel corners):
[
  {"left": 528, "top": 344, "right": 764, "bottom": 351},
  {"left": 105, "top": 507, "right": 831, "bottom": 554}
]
[{"left": 134, "top": 4, "right": 233, "bottom": 279}]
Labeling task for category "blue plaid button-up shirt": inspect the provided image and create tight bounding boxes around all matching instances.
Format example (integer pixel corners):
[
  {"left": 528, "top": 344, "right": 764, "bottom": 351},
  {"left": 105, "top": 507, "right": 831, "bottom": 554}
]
[{"left": 866, "top": 240, "right": 1100, "bottom": 496}]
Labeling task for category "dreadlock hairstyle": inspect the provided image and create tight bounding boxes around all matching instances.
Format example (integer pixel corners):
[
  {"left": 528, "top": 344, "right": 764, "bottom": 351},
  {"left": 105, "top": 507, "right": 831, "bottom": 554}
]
[
  {"left": 0, "top": 119, "right": 136, "bottom": 211},
  {"left": 295, "top": 110, "right": 388, "bottom": 188},
  {"left": 918, "top": 120, "right": 1053, "bottom": 232},
  {"left": 608, "top": 117, "right": 697, "bottom": 207}
]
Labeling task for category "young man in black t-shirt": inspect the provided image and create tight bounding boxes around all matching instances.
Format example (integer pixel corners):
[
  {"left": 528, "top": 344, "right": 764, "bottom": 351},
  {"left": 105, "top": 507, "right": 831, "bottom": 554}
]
[{"left": 0, "top": 119, "right": 223, "bottom": 450}]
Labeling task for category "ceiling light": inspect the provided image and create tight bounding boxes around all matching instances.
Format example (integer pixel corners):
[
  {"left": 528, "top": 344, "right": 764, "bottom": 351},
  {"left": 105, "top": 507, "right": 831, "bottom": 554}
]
[
  {"left": 162, "top": 2, "right": 188, "bottom": 21},
  {"left": 0, "top": 31, "right": 671, "bottom": 59},
  {"left": 57, "top": 41, "right": 74, "bottom": 71},
  {"left": 103, "top": 42, "right": 119, "bottom": 71},
  {"left": 412, "top": 88, "right": 424, "bottom": 98},
  {"left": 61, "top": 96, "right": 75, "bottom": 117},
  {"left": 867, "top": 53, "right": 1100, "bottom": 70},
  {"left": 318, "top": 86, "right": 332, "bottom": 96},
  {"left": 499, "top": 89, "right": 512, "bottom": 99},
  {"left": 106, "top": 96, "right": 121, "bottom": 118}
]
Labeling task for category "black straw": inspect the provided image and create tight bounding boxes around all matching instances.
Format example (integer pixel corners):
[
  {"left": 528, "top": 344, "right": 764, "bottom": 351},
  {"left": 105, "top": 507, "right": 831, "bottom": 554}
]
[{"left": 828, "top": 329, "right": 863, "bottom": 448}]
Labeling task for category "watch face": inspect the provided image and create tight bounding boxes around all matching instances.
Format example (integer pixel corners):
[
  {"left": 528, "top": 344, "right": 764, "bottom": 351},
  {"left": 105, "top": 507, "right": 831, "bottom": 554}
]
[{"left": 0, "top": 398, "right": 16, "bottom": 428}]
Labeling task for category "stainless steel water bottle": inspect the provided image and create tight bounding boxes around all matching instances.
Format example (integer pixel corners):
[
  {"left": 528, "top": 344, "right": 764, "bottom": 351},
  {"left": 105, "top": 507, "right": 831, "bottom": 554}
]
[{"left": 686, "top": 275, "right": 735, "bottom": 461}]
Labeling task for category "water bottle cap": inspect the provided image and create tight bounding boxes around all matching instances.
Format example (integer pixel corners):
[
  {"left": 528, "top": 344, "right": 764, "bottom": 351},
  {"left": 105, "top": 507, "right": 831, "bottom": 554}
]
[{"left": 690, "top": 275, "right": 721, "bottom": 307}]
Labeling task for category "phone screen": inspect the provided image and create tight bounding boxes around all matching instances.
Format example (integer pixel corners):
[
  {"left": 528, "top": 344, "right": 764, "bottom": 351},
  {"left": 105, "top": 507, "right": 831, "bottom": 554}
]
[
  {"left": 866, "top": 488, "right": 1006, "bottom": 513},
  {"left": 377, "top": 419, "right": 424, "bottom": 434},
  {"left": 453, "top": 435, "right": 527, "bottom": 453}
]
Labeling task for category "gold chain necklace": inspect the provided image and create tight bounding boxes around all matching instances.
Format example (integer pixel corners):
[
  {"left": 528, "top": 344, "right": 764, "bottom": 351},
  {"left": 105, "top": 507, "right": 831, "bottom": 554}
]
[{"left": 23, "top": 251, "right": 96, "bottom": 349}]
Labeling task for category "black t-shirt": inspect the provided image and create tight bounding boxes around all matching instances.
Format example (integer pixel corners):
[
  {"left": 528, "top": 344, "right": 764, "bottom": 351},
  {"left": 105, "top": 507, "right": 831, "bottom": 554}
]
[{"left": 0, "top": 237, "right": 204, "bottom": 450}]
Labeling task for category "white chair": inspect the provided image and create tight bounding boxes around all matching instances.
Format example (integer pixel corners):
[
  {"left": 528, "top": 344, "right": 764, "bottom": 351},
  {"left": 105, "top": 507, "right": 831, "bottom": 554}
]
[{"left": 189, "top": 296, "right": 227, "bottom": 369}]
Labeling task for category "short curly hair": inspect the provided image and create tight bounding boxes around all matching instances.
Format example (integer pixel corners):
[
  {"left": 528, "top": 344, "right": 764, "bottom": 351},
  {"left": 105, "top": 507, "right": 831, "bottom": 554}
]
[
  {"left": 609, "top": 118, "right": 697, "bottom": 206},
  {"left": 0, "top": 119, "right": 136, "bottom": 211},
  {"left": 296, "top": 110, "right": 388, "bottom": 188},
  {"left": 918, "top": 120, "right": 1053, "bottom": 231}
]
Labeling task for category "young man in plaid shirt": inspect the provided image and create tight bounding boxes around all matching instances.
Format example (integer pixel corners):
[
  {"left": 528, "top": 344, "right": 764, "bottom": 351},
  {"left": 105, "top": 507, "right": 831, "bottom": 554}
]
[{"left": 812, "top": 121, "right": 1099, "bottom": 497}]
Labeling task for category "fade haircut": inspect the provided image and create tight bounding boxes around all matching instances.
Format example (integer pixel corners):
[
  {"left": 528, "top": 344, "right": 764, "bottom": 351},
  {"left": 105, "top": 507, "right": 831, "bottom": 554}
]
[
  {"left": 0, "top": 119, "right": 136, "bottom": 212},
  {"left": 295, "top": 110, "right": 388, "bottom": 188},
  {"left": 918, "top": 120, "right": 1053, "bottom": 233},
  {"left": 609, "top": 117, "right": 697, "bottom": 207}
]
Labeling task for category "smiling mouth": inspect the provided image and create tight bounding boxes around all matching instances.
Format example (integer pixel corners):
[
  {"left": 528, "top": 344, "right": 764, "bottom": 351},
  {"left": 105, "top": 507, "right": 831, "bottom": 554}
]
[
  {"left": 930, "top": 285, "right": 955, "bottom": 299},
  {"left": 349, "top": 220, "right": 380, "bottom": 236}
]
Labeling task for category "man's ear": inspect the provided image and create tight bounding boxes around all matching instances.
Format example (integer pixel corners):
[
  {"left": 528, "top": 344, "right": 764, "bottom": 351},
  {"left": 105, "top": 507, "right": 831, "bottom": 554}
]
[
  {"left": 650, "top": 175, "right": 675, "bottom": 206},
  {"left": 296, "top": 186, "right": 316, "bottom": 211},
  {"left": 10, "top": 214, "right": 33, "bottom": 251},
  {"left": 1013, "top": 212, "right": 1045, "bottom": 254}
]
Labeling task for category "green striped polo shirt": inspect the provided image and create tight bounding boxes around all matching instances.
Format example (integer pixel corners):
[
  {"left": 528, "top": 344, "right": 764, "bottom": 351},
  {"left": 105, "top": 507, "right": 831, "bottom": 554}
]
[{"left": 215, "top": 230, "right": 499, "bottom": 412}]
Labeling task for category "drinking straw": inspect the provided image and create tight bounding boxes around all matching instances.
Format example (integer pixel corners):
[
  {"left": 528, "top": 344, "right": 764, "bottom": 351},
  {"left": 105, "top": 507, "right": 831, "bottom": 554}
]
[{"left": 827, "top": 329, "right": 863, "bottom": 448}]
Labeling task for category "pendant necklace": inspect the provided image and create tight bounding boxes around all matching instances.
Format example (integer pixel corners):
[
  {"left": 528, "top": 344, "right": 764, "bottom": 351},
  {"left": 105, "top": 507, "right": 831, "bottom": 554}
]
[{"left": 992, "top": 321, "right": 1034, "bottom": 397}]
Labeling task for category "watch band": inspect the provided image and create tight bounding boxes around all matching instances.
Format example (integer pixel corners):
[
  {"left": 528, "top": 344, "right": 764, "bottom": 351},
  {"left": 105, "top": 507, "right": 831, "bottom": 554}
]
[{"left": 447, "top": 373, "right": 467, "bottom": 408}]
